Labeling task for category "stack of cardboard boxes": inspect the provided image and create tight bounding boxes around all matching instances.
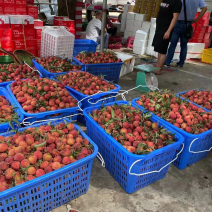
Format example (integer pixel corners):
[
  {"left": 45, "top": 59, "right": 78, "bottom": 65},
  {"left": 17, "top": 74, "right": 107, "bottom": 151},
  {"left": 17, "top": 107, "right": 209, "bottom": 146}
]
[
  {"left": 0, "top": 0, "right": 38, "bottom": 18},
  {"left": 124, "top": 13, "right": 147, "bottom": 38},
  {"left": 190, "top": 12, "right": 212, "bottom": 49},
  {"left": 0, "top": 15, "right": 43, "bottom": 57}
]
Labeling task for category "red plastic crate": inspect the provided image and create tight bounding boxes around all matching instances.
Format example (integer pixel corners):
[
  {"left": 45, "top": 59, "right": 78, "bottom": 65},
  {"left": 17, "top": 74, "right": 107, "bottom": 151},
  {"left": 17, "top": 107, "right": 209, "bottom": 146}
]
[
  {"left": 108, "top": 43, "right": 122, "bottom": 49},
  {"left": 109, "top": 36, "right": 122, "bottom": 43}
]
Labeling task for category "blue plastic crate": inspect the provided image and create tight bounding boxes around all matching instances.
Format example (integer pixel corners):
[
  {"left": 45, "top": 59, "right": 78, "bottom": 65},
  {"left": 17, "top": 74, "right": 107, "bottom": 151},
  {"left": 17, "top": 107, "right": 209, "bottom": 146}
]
[
  {"left": 73, "top": 39, "right": 98, "bottom": 57},
  {"left": 132, "top": 97, "right": 212, "bottom": 170},
  {"left": 51, "top": 74, "right": 121, "bottom": 125},
  {"left": 0, "top": 119, "right": 98, "bottom": 212},
  {"left": 32, "top": 58, "right": 81, "bottom": 78},
  {"left": 6, "top": 83, "right": 82, "bottom": 124},
  {"left": 0, "top": 87, "right": 24, "bottom": 133},
  {"left": 83, "top": 100, "right": 184, "bottom": 193},
  {"left": 73, "top": 57, "right": 123, "bottom": 83},
  {"left": 0, "top": 72, "right": 43, "bottom": 88},
  {"left": 176, "top": 89, "right": 212, "bottom": 113}
]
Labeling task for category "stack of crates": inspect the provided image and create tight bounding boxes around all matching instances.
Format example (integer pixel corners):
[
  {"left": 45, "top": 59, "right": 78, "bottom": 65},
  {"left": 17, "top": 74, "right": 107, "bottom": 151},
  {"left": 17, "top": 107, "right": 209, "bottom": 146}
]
[{"left": 41, "top": 26, "right": 75, "bottom": 59}]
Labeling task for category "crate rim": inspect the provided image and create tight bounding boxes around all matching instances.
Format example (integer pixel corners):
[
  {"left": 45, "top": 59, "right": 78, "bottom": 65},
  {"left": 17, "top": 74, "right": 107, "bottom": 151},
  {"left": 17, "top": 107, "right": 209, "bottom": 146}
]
[
  {"left": 74, "top": 39, "right": 98, "bottom": 46},
  {"left": 132, "top": 97, "right": 212, "bottom": 138},
  {"left": 0, "top": 87, "right": 24, "bottom": 126},
  {"left": 83, "top": 100, "right": 184, "bottom": 161},
  {"left": 6, "top": 82, "right": 82, "bottom": 118},
  {"left": 73, "top": 56, "right": 123, "bottom": 67},
  {"left": 0, "top": 120, "right": 98, "bottom": 198},
  {"left": 32, "top": 57, "right": 82, "bottom": 77},
  {"left": 51, "top": 71, "right": 121, "bottom": 100}
]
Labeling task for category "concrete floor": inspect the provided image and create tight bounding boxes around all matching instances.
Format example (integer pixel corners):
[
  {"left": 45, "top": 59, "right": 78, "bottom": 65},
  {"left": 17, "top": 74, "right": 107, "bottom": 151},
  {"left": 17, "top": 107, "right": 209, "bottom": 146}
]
[{"left": 52, "top": 56, "right": 212, "bottom": 212}]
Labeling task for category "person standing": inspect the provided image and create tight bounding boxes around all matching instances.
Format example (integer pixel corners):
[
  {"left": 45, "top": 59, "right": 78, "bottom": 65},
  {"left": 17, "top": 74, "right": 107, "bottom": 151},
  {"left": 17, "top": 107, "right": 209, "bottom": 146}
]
[
  {"left": 106, "top": 10, "right": 117, "bottom": 36},
  {"left": 165, "top": 0, "right": 207, "bottom": 67},
  {"left": 152, "top": 0, "right": 182, "bottom": 75}
]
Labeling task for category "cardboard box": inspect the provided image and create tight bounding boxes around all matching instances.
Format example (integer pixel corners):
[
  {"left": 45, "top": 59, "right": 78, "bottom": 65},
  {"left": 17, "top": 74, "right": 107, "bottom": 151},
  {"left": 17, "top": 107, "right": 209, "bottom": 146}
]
[
  {"left": 34, "top": 19, "right": 43, "bottom": 26},
  {"left": 37, "top": 49, "right": 40, "bottom": 57},
  {"left": 10, "top": 15, "right": 34, "bottom": 29},
  {"left": 142, "top": 21, "right": 151, "bottom": 31},
  {"left": 12, "top": 28, "right": 35, "bottom": 40},
  {"left": 133, "top": 20, "right": 142, "bottom": 28},
  {"left": 4, "top": 5, "right": 16, "bottom": 14},
  {"left": 36, "top": 39, "right": 41, "bottom": 49},
  {"left": 124, "top": 30, "right": 132, "bottom": 38},
  {"left": 34, "top": 26, "right": 42, "bottom": 39},
  {"left": 0, "top": 6, "right": 3, "bottom": 15},
  {"left": 13, "top": 39, "right": 37, "bottom": 51},
  {"left": 0, "top": 28, "right": 12, "bottom": 40},
  {"left": 15, "top": 0, "right": 26, "bottom": 5},
  {"left": 0, "top": 40, "right": 14, "bottom": 51},
  {"left": 27, "top": 6, "right": 38, "bottom": 19},
  {"left": 0, "top": 0, "right": 3, "bottom": 5},
  {"left": 16, "top": 6, "right": 27, "bottom": 15},
  {"left": 54, "top": 19, "right": 75, "bottom": 29},
  {"left": 126, "top": 24, "right": 133, "bottom": 32},
  {"left": 135, "top": 14, "right": 146, "bottom": 22},
  {"left": 127, "top": 12, "right": 136, "bottom": 20},
  {"left": 26, "top": 0, "right": 33, "bottom": 5},
  {"left": 3, "top": 0, "right": 15, "bottom": 5},
  {"left": 0, "top": 15, "right": 10, "bottom": 28}
]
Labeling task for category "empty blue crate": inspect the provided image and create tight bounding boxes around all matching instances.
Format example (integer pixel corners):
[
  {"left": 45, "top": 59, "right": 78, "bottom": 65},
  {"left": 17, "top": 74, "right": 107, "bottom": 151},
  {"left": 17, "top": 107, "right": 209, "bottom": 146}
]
[
  {"left": 6, "top": 83, "right": 81, "bottom": 124},
  {"left": 132, "top": 97, "right": 212, "bottom": 170},
  {"left": 83, "top": 100, "right": 184, "bottom": 193},
  {"left": 73, "top": 39, "right": 98, "bottom": 57},
  {"left": 0, "top": 119, "right": 98, "bottom": 212},
  {"left": 73, "top": 57, "right": 123, "bottom": 83},
  {"left": 0, "top": 87, "right": 23, "bottom": 132}
]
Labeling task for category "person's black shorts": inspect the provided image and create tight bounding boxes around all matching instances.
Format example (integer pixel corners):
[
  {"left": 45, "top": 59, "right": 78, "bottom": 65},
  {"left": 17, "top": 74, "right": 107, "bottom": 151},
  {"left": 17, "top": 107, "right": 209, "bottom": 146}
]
[{"left": 152, "top": 33, "right": 170, "bottom": 55}]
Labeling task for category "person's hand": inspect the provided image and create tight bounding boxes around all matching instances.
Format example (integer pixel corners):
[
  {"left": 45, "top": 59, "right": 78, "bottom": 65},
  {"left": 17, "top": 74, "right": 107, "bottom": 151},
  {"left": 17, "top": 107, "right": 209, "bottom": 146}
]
[
  {"left": 163, "top": 31, "right": 170, "bottom": 39},
  {"left": 192, "top": 19, "right": 198, "bottom": 23}
]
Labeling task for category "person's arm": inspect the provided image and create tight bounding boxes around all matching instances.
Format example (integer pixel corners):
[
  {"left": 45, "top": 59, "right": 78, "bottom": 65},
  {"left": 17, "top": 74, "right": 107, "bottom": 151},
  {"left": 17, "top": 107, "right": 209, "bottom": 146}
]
[
  {"left": 192, "top": 6, "right": 208, "bottom": 23},
  {"left": 164, "top": 13, "right": 180, "bottom": 39}
]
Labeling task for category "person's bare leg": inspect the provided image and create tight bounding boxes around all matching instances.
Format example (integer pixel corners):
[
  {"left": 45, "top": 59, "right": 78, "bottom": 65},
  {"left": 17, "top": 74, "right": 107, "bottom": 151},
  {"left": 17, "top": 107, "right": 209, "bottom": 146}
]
[{"left": 155, "top": 53, "right": 166, "bottom": 75}]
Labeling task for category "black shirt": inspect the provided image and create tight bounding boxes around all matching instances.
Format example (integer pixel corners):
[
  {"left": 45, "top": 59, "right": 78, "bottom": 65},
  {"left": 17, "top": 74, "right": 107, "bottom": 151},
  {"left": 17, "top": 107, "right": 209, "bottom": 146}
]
[{"left": 156, "top": 0, "right": 182, "bottom": 34}]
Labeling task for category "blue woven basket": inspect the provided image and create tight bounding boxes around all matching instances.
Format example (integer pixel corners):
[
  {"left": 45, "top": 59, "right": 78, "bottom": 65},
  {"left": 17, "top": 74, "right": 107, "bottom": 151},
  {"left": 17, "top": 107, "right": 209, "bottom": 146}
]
[
  {"left": 73, "top": 39, "right": 98, "bottom": 57},
  {"left": 0, "top": 87, "right": 24, "bottom": 132},
  {"left": 6, "top": 83, "right": 81, "bottom": 124},
  {"left": 32, "top": 58, "right": 81, "bottom": 78},
  {"left": 0, "top": 119, "right": 98, "bottom": 212},
  {"left": 177, "top": 89, "right": 211, "bottom": 113},
  {"left": 73, "top": 57, "right": 123, "bottom": 83},
  {"left": 132, "top": 97, "right": 212, "bottom": 170},
  {"left": 83, "top": 100, "right": 184, "bottom": 193},
  {"left": 51, "top": 74, "right": 121, "bottom": 125}
]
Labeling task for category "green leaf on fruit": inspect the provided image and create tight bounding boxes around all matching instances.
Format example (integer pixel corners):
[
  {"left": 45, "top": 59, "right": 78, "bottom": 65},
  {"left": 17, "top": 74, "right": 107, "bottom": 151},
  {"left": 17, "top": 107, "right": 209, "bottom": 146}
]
[{"left": 111, "top": 108, "right": 115, "bottom": 119}]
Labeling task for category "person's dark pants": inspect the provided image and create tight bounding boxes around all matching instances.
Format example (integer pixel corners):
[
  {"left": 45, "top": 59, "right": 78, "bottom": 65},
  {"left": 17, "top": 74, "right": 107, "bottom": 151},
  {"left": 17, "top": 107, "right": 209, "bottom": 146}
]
[
  {"left": 166, "top": 21, "right": 192, "bottom": 67},
  {"left": 107, "top": 27, "right": 117, "bottom": 36}
]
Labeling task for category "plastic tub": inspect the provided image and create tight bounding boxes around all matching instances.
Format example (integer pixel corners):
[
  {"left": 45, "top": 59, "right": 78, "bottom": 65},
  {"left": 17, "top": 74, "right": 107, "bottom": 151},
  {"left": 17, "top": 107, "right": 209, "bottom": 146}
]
[
  {"left": 83, "top": 100, "right": 184, "bottom": 193},
  {"left": 0, "top": 119, "right": 98, "bottom": 212},
  {"left": 6, "top": 83, "right": 81, "bottom": 125},
  {"left": 32, "top": 58, "right": 81, "bottom": 78},
  {"left": 73, "top": 57, "right": 123, "bottom": 83},
  {"left": 0, "top": 87, "right": 24, "bottom": 133},
  {"left": 73, "top": 39, "right": 98, "bottom": 57},
  {"left": 132, "top": 97, "right": 212, "bottom": 170}
]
